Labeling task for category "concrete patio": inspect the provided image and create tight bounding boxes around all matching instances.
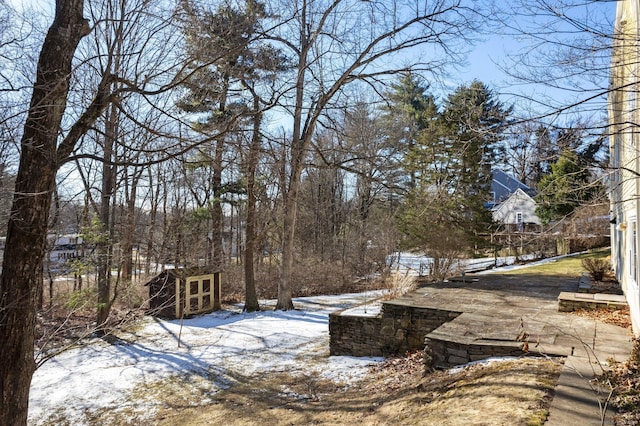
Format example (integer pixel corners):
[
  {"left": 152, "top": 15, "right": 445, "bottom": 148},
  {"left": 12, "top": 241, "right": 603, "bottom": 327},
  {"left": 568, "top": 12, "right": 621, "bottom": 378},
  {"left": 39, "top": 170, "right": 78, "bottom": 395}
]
[{"left": 384, "top": 273, "right": 633, "bottom": 425}]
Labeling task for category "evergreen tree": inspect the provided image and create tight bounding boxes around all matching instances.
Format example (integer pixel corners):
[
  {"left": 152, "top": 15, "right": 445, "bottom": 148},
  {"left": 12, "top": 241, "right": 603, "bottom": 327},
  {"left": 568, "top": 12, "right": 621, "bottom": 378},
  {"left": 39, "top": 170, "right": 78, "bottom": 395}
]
[
  {"left": 399, "top": 80, "right": 510, "bottom": 264},
  {"left": 177, "top": 0, "right": 285, "bottom": 311},
  {"left": 381, "top": 72, "right": 438, "bottom": 190},
  {"left": 441, "top": 80, "right": 510, "bottom": 223},
  {"left": 535, "top": 149, "right": 598, "bottom": 225}
]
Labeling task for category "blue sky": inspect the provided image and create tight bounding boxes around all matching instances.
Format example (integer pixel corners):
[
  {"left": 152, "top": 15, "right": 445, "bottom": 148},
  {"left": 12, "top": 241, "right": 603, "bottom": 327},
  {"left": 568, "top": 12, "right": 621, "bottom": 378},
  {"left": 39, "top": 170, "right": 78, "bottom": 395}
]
[
  {"left": 455, "top": 0, "right": 618, "bottom": 123},
  {"left": 8, "top": 0, "right": 618, "bottom": 125}
]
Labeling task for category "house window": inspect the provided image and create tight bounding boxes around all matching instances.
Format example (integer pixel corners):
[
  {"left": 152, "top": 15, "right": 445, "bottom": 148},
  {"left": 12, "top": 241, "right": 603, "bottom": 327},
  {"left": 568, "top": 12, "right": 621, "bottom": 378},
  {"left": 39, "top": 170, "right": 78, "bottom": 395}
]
[
  {"left": 631, "top": 221, "right": 638, "bottom": 285},
  {"left": 516, "top": 212, "right": 523, "bottom": 232},
  {"left": 613, "top": 135, "right": 621, "bottom": 187}
]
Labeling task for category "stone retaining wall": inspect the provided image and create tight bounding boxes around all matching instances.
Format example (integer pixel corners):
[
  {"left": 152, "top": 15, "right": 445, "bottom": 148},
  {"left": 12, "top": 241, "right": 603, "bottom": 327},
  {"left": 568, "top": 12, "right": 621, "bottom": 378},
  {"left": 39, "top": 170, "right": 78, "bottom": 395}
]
[
  {"left": 329, "top": 313, "right": 384, "bottom": 357},
  {"left": 557, "top": 291, "right": 628, "bottom": 312},
  {"left": 329, "top": 301, "right": 461, "bottom": 357},
  {"left": 424, "top": 337, "right": 526, "bottom": 369},
  {"left": 381, "top": 303, "right": 461, "bottom": 353}
]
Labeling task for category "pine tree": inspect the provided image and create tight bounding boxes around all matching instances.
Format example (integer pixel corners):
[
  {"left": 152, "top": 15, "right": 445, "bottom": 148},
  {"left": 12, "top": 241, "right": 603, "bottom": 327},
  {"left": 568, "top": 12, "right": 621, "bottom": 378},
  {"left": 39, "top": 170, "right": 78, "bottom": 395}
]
[
  {"left": 535, "top": 149, "right": 598, "bottom": 225},
  {"left": 440, "top": 80, "right": 510, "bottom": 227},
  {"left": 381, "top": 72, "right": 438, "bottom": 190},
  {"left": 177, "top": 0, "right": 285, "bottom": 311},
  {"left": 399, "top": 80, "right": 510, "bottom": 265}
]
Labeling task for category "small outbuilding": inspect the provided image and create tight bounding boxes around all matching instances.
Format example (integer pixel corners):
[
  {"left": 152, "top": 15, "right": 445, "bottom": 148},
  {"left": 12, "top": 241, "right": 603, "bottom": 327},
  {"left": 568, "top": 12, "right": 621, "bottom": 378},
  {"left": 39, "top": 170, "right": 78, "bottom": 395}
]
[{"left": 145, "top": 267, "right": 221, "bottom": 319}]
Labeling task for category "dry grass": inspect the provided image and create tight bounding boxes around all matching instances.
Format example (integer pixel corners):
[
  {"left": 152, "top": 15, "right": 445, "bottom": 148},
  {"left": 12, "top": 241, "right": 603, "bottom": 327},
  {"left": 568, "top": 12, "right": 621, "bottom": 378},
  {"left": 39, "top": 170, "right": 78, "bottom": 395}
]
[
  {"left": 141, "top": 352, "right": 562, "bottom": 426},
  {"left": 381, "top": 272, "right": 417, "bottom": 300}
]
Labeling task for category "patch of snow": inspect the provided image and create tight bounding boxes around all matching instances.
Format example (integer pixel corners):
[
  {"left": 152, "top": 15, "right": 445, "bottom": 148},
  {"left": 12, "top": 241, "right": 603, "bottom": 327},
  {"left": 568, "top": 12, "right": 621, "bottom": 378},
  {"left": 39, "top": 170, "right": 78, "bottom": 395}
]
[
  {"left": 389, "top": 251, "right": 588, "bottom": 276},
  {"left": 339, "top": 300, "right": 382, "bottom": 317},
  {"left": 28, "top": 291, "right": 385, "bottom": 425},
  {"left": 447, "top": 356, "right": 520, "bottom": 374},
  {"left": 319, "top": 355, "right": 384, "bottom": 383},
  {"left": 387, "top": 252, "right": 537, "bottom": 276}
]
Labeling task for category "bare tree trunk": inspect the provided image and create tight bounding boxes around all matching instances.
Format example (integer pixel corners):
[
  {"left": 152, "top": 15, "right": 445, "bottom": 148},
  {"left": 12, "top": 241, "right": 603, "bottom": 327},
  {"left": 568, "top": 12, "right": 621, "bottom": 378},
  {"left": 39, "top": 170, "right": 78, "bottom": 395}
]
[
  {"left": 0, "top": 2, "right": 90, "bottom": 424},
  {"left": 277, "top": 190, "right": 298, "bottom": 310},
  {"left": 121, "top": 168, "right": 140, "bottom": 282},
  {"left": 211, "top": 141, "right": 224, "bottom": 270},
  {"left": 276, "top": 2, "right": 310, "bottom": 310},
  {"left": 243, "top": 98, "right": 261, "bottom": 312},
  {"left": 277, "top": 125, "right": 306, "bottom": 310},
  {"left": 96, "top": 103, "right": 117, "bottom": 333},
  {"left": 160, "top": 180, "right": 170, "bottom": 269},
  {"left": 146, "top": 166, "right": 161, "bottom": 274}
]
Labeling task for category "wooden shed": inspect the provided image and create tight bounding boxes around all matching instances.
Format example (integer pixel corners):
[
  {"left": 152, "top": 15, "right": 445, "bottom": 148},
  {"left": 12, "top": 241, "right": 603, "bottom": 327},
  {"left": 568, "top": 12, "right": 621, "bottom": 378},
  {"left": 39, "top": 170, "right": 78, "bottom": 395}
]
[{"left": 145, "top": 268, "right": 221, "bottom": 319}]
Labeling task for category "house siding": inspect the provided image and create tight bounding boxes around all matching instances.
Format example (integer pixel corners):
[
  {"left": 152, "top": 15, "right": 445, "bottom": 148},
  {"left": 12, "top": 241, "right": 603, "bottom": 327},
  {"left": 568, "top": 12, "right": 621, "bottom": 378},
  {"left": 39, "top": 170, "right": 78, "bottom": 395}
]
[
  {"left": 492, "top": 189, "right": 541, "bottom": 226},
  {"left": 609, "top": 0, "right": 640, "bottom": 335}
]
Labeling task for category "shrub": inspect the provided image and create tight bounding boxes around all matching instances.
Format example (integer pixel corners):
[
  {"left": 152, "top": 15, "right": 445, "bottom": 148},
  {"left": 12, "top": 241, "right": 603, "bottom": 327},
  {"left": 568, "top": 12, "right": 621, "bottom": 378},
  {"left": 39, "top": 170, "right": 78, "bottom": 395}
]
[
  {"left": 64, "top": 287, "right": 98, "bottom": 311},
  {"left": 581, "top": 257, "right": 611, "bottom": 282},
  {"left": 117, "top": 281, "right": 146, "bottom": 309},
  {"left": 382, "top": 272, "right": 417, "bottom": 300}
]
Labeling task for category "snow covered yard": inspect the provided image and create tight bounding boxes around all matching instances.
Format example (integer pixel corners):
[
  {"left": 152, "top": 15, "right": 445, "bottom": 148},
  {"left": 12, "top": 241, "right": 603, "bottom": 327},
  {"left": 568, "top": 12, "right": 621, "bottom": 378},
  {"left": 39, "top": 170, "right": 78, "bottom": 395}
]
[{"left": 28, "top": 292, "right": 384, "bottom": 425}]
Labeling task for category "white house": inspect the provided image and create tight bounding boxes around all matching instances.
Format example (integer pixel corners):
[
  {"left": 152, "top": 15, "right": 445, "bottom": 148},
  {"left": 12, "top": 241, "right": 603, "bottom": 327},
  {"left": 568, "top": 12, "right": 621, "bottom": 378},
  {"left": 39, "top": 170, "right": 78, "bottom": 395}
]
[
  {"left": 491, "top": 188, "right": 541, "bottom": 231},
  {"left": 489, "top": 170, "right": 541, "bottom": 231},
  {"left": 608, "top": 0, "right": 640, "bottom": 335},
  {"left": 0, "top": 233, "right": 85, "bottom": 274}
]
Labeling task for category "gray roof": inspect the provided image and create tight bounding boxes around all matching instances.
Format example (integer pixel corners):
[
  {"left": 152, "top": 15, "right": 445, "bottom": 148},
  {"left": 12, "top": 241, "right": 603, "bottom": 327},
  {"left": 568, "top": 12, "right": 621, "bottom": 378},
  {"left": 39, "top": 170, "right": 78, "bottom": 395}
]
[{"left": 489, "top": 169, "right": 536, "bottom": 208}]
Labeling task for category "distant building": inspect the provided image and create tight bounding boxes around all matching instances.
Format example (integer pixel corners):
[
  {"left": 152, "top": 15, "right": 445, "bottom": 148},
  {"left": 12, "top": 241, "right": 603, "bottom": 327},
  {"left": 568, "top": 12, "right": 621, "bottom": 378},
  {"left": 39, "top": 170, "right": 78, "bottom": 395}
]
[
  {"left": 608, "top": 0, "right": 640, "bottom": 335},
  {"left": 50, "top": 234, "right": 84, "bottom": 263},
  {"left": 492, "top": 188, "right": 541, "bottom": 232},
  {"left": 0, "top": 233, "right": 86, "bottom": 274},
  {"left": 489, "top": 169, "right": 541, "bottom": 232},
  {"left": 488, "top": 169, "right": 537, "bottom": 208}
]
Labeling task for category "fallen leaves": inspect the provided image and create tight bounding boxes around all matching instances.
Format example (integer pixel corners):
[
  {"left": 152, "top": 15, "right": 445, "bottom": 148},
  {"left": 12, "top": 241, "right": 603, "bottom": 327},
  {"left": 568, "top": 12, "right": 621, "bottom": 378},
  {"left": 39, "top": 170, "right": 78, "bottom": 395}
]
[
  {"left": 603, "top": 337, "right": 640, "bottom": 426},
  {"left": 572, "top": 306, "right": 632, "bottom": 330}
]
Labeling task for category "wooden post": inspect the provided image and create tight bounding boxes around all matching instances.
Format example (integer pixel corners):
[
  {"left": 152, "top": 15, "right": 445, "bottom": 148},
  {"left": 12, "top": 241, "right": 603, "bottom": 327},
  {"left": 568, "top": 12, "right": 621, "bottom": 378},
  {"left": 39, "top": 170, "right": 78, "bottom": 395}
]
[
  {"left": 174, "top": 276, "right": 181, "bottom": 319},
  {"left": 213, "top": 272, "right": 221, "bottom": 310}
]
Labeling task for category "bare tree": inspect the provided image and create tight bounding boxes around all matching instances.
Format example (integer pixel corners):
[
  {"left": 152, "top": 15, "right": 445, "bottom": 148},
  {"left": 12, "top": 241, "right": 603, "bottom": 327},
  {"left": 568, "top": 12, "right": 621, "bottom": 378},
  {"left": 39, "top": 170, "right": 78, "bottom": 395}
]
[
  {"left": 0, "top": 2, "right": 91, "bottom": 423},
  {"left": 492, "top": 1, "right": 615, "bottom": 125},
  {"left": 266, "top": 0, "right": 484, "bottom": 309},
  {"left": 242, "top": 94, "right": 263, "bottom": 311},
  {"left": 341, "top": 100, "right": 398, "bottom": 270},
  {"left": 0, "top": 0, "right": 197, "bottom": 421}
]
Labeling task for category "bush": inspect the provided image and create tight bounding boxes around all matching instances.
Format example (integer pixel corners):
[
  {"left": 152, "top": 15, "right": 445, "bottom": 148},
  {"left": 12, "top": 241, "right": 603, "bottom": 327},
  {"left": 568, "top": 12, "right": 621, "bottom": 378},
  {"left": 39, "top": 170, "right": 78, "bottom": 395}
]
[
  {"left": 217, "top": 259, "right": 385, "bottom": 304},
  {"left": 382, "top": 272, "right": 417, "bottom": 300},
  {"left": 117, "top": 281, "right": 146, "bottom": 309},
  {"left": 581, "top": 257, "right": 611, "bottom": 282},
  {"left": 65, "top": 288, "right": 97, "bottom": 310}
]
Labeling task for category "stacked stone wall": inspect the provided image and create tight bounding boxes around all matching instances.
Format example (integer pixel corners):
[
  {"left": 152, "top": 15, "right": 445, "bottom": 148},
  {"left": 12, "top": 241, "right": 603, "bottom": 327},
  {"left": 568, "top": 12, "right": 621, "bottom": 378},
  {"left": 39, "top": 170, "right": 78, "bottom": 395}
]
[
  {"left": 424, "top": 337, "right": 526, "bottom": 369},
  {"left": 557, "top": 291, "right": 627, "bottom": 312},
  {"left": 380, "top": 304, "right": 461, "bottom": 354},
  {"left": 329, "top": 301, "right": 461, "bottom": 357},
  {"left": 329, "top": 313, "right": 384, "bottom": 357}
]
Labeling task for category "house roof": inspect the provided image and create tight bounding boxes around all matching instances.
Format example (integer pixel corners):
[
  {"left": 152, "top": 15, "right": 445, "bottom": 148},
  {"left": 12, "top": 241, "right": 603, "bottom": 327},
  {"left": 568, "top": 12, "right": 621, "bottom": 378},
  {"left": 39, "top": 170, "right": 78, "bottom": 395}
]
[{"left": 488, "top": 169, "right": 536, "bottom": 208}]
